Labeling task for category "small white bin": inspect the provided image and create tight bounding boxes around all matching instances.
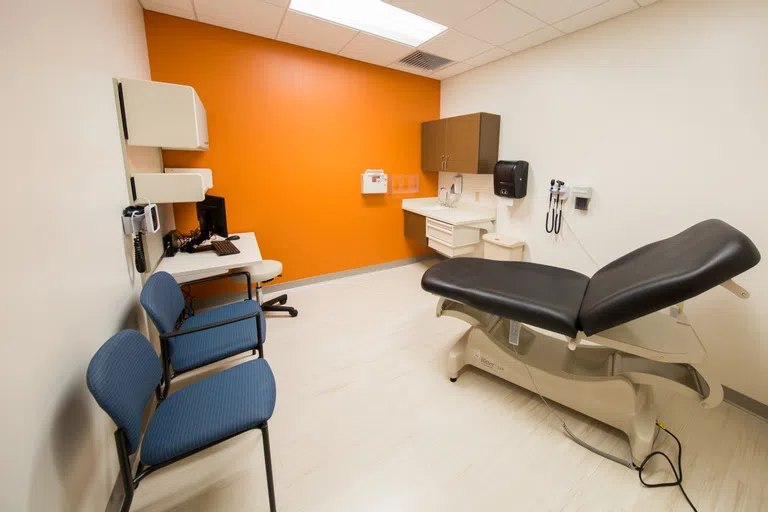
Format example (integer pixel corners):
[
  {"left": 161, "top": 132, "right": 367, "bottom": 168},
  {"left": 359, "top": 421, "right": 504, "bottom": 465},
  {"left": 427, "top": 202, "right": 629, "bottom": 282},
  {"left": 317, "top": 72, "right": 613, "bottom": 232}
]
[{"left": 483, "top": 234, "right": 525, "bottom": 261}]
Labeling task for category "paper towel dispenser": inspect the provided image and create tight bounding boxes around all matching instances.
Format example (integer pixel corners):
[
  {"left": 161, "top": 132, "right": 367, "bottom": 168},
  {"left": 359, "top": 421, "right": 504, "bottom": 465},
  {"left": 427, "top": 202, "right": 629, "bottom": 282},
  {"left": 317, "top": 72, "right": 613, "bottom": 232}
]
[{"left": 494, "top": 160, "right": 528, "bottom": 198}]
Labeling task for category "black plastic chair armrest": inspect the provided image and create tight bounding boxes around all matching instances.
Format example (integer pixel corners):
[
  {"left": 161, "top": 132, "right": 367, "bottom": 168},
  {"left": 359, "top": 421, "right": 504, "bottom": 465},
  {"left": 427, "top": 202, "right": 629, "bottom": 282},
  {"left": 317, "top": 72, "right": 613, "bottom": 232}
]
[
  {"left": 180, "top": 271, "right": 252, "bottom": 300},
  {"left": 160, "top": 311, "right": 261, "bottom": 341}
]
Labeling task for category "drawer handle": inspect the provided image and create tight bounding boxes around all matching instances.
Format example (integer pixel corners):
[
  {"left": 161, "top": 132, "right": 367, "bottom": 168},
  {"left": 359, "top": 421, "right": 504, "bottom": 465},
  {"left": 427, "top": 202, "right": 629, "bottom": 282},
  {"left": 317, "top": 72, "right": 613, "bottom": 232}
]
[
  {"left": 427, "top": 235, "right": 450, "bottom": 245},
  {"left": 427, "top": 219, "right": 453, "bottom": 229},
  {"left": 428, "top": 225, "right": 453, "bottom": 235}
]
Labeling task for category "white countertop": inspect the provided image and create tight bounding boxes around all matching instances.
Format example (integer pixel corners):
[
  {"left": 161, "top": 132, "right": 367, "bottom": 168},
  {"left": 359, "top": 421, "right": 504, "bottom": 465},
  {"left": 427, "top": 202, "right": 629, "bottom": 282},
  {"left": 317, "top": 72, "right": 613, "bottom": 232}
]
[
  {"left": 402, "top": 197, "right": 496, "bottom": 225},
  {"left": 154, "top": 232, "right": 261, "bottom": 283}
]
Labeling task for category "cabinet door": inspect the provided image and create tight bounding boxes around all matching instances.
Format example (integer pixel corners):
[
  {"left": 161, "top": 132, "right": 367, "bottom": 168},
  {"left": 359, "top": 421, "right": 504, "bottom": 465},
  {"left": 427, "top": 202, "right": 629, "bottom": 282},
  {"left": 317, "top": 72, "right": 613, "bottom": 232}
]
[
  {"left": 404, "top": 211, "right": 427, "bottom": 245},
  {"left": 445, "top": 114, "right": 481, "bottom": 174},
  {"left": 421, "top": 119, "right": 446, "bottom": 172}
]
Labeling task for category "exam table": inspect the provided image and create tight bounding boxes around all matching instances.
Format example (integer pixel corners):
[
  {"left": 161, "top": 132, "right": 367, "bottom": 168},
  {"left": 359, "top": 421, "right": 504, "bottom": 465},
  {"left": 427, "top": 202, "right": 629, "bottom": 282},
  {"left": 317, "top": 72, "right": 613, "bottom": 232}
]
[{"left": 421, "top": 219, "right": 760, "bottom": 465}]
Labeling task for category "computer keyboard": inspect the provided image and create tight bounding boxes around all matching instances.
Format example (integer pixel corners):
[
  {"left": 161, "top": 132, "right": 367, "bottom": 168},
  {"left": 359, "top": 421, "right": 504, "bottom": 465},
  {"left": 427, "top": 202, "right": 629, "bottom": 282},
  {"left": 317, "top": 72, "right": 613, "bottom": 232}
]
[{"left": 211, "top": 240, "right": 240, "bottom": 256}]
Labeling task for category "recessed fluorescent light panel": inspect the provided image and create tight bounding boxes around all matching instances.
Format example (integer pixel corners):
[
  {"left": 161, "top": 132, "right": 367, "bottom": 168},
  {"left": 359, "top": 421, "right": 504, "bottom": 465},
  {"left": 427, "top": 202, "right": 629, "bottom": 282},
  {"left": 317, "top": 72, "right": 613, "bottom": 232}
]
[{"left": 289, "top": 0, "right": 447, "bottom": 47}]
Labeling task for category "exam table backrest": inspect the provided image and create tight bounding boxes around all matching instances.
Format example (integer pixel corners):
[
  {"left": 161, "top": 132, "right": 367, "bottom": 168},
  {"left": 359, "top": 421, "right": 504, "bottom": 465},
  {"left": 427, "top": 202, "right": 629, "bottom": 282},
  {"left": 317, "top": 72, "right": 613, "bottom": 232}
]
[{"left": 579, "top": 219, "right": 761, "bottom": 336}]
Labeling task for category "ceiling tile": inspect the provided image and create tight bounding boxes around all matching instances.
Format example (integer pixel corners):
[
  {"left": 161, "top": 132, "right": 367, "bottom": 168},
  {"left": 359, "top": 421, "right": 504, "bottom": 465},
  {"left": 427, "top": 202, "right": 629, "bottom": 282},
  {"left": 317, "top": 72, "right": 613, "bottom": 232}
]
[
  {"left": 388, "top": 62, "right": 434, "bottom": 77},
  {"left": 384, "top": 0, "right": 496, "bottom": 28},
  {"left": 431, "top": 62, "right": 474, "bottom": 80},
  {"left": 278, "top": 11, "right": 359, "bottom": 54},
  {"left": 455, "top": 1, "right": 544, "bottom": 46},
  {"left": 194, "top": 0, "right": 286, "bottom": 38},
  {"left": 419, "top": 29, "right": 494, "bottom": 63},
  {"left": 464, "top": 47, "right": 510, "bottom": 67},
  {"left": 339, "top": 33, "right": 413, "bottom": 67},
  {"left": 553, "top": 0, "right": 638, "bottom": 34},
  {"left": 141, "top": 0, "right": 196, "bottom": 21},
  {"left": 502, "top": 26, "right": 563, "bottom": 53},
  {"left": 505, "top": 0, "right": 605, "bottom": 24}
]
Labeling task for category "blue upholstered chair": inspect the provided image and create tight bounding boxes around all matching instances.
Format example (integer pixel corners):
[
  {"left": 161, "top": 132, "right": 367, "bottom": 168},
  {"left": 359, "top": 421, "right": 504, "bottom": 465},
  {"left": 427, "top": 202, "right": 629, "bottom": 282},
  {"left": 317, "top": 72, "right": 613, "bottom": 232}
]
[
  {"left": 87, "top": 330, "right": 277, "bottom": 512},
  {"left": 141, "top": 271, "right": 266, "bottom": 396}
]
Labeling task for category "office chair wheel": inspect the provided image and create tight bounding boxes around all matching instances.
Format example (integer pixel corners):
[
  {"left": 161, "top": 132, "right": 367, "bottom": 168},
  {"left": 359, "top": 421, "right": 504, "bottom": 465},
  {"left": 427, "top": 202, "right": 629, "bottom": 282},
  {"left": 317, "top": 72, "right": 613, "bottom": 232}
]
[
  {"left": 279, "top": 297, "right": 288, "bottom": 305},
  {"left": 290, "top": 309, "right": 298, "bottom": 318},
  {"left": 450, "top": 377, "right": 457, "bottom": 383}
]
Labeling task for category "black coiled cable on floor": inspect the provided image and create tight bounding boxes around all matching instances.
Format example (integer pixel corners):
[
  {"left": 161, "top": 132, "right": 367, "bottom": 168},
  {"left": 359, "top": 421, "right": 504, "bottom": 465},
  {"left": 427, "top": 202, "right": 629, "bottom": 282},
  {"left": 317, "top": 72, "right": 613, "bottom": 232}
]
[{"left": 635, "top": 422, "right": 697, "bottom": 511}]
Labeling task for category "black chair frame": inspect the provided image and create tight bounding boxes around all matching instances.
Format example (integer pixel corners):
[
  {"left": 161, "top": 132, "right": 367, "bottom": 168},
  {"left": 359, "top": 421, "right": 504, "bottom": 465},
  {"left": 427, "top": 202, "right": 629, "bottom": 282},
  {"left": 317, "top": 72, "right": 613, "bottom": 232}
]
[
  {"left": 158, "top": 271, "right": 261, "bottom": 397},
  {"left": 112, "top": 329, "right": 276, "bottom": 512}
]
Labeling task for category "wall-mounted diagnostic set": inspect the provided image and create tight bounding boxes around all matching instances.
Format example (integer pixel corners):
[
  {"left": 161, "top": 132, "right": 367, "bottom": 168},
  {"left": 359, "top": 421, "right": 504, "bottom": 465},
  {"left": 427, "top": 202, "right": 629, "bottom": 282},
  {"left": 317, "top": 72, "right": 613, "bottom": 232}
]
[{"left": 122, "top": 202, "right": 160, "bottom": 273}]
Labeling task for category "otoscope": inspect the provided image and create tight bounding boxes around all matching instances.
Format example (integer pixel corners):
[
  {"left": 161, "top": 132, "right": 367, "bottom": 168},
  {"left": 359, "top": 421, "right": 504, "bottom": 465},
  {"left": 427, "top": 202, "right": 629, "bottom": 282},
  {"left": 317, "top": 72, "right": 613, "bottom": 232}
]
[
  {"left": 554, "top": 180, "right": 565, "bottom": 234},
  {"left": 545, "top": 179, "right": 556, "bottom": 233}
]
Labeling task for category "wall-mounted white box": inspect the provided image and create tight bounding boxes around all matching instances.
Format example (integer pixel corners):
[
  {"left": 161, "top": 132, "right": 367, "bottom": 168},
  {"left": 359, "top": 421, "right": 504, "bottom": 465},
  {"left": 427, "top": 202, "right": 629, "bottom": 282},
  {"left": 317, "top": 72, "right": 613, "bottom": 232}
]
[
  {"left": 118, "top": 78, "right": 209, "bottom": 151},
  {"left": 131, "top": 168, "right": 212, "bottom": 203},
  {"left": 361, "top": 169, "right": 388, "bottom": 194}
]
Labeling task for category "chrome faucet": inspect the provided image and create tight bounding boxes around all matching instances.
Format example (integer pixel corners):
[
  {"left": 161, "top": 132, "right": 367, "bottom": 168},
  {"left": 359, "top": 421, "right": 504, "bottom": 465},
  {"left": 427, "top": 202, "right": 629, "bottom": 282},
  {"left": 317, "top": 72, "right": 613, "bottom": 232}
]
[{"left": 439, "top": 183, "right": 460, "bottom": 208}]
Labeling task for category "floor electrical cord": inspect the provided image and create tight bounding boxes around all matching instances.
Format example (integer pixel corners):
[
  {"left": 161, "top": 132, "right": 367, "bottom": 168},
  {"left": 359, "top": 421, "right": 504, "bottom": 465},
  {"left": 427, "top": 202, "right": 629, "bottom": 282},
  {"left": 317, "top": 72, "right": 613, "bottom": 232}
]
[{"left": 511, "top": 344, "right": 697, "bottom": 511}]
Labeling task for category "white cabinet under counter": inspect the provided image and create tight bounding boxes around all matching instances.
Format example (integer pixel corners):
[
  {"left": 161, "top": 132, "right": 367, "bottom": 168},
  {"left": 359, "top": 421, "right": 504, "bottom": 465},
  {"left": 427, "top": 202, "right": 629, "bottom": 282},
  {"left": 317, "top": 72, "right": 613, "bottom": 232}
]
[{"left": 402, "top": 198, "right": 495, "bottom": 258}]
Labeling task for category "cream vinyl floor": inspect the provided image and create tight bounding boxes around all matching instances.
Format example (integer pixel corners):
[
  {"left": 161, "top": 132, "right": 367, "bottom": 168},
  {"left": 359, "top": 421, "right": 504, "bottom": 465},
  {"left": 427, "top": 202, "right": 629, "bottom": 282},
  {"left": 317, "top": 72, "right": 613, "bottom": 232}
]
[{"left": 133, "top": 261, "right": 768, "bottom": 512}]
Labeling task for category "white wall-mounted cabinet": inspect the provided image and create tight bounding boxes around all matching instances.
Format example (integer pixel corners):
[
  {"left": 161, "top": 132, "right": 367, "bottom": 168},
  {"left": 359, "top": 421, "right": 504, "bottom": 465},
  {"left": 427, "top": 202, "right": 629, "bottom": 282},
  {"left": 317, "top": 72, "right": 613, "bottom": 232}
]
[
  {"left": 131, "top": 168, "right": 212, "bottom": 203},
  {"left": 118, "top": 78, "right": 209, "bottom": 151}
]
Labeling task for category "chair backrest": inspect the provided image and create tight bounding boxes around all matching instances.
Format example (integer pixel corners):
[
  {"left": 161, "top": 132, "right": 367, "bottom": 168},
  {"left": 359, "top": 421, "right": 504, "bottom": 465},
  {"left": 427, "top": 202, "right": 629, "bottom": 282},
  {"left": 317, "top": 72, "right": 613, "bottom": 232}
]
[
  {"left": 140, "top": 271, "right": 186, "bottom": 334},
  {"left": 87, "top": 330, "right": 162, "bottom": 454}
]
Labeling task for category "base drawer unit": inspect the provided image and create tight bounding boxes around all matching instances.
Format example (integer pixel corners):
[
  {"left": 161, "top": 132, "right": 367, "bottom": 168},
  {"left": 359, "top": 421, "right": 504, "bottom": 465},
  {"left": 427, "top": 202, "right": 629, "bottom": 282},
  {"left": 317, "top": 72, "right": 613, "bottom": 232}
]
[
  {"left": 426, "top": 218, "right": 480, "bottom": 247},
  {"left": 428, "top": 237, "right": 476, "bottom": 258}
]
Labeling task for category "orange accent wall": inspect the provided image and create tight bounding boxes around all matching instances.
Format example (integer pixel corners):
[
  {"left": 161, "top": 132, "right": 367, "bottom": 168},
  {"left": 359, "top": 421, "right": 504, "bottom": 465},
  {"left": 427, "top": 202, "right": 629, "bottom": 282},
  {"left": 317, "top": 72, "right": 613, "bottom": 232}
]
[{"left": 143, "top": 11, "right": 439, "bottom": 294}]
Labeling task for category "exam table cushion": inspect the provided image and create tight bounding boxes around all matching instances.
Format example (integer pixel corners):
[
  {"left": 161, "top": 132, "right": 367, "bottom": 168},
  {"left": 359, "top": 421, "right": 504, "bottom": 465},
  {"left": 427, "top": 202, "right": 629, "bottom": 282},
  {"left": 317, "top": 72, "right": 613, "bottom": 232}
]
[
  {"left": 421, "top": 259, "right": 590, "bottom": 338},
  {"left": 170, "top": 300, "right": 265, "bottom": 373},
  {"left": 422, "top": 219, "right": 760, "bottom": 338},
  {"left": 579, "top": 219, "right": 761, "bottom": 335},
  {"left": 141, "top": 358, "right": 276, "bottom": 466}
]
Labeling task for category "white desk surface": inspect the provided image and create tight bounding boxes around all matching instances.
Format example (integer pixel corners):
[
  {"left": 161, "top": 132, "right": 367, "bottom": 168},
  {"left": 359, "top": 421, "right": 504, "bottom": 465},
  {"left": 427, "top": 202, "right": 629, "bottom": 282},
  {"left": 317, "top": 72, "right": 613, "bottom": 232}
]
[{"left": 154, "top": 232, "right": 262, "bottom": 283}]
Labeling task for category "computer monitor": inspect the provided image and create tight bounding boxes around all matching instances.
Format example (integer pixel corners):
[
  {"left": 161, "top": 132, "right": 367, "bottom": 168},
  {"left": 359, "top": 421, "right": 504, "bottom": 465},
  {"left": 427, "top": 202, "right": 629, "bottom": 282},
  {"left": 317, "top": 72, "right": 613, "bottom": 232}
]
[{"left": 196, "top": 195, "right": 228, "bottom": 239}]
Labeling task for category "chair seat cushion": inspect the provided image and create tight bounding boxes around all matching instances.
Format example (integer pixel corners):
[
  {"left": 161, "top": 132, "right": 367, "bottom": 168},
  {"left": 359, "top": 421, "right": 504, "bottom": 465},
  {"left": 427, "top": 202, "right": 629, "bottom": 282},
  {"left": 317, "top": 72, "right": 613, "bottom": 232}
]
[
  {"left": 141, "top": 358, "right": 276, "bottom": 466},
  {"left": 170, "top": 300, "right": 266, "bottom": 373},
  {"left": 241, "top": 260, "right": 283, "bottom": 282},
  {"left": 422, "top": 258, "right": 590, "bottom": 338}
]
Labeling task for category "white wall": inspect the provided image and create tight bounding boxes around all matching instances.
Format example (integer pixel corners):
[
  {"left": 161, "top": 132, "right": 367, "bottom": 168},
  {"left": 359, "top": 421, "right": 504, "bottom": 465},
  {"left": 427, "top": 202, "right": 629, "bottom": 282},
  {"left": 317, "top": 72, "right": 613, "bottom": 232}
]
[
  {"left": 0, "top": 0, "right": 156, "bottom": 509},
  {"left": 440, "top": 0, "right": 768, "bottom": 403}
]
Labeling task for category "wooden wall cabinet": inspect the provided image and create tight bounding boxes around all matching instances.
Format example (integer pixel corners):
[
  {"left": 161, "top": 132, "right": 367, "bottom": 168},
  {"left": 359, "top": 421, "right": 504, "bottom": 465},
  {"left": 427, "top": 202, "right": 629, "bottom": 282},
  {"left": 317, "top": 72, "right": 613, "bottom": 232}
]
[{"left": 421, "top": 113, "right": 500, "bottom": 174}]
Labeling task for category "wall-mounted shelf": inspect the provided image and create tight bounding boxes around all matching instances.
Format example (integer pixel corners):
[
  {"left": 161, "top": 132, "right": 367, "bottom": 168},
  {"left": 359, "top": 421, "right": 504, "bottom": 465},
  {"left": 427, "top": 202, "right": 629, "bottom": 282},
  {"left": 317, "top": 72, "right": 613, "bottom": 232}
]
[{"left": 131, "top": 168, "right": 212, "bottom": 203}]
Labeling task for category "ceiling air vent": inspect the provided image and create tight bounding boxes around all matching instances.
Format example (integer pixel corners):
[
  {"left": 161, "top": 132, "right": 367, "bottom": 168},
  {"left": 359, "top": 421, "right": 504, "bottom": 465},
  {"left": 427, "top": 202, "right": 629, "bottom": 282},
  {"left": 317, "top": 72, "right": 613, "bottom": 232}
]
[{"left": 398, "top": 50, "right": 453, "bottom": 72}]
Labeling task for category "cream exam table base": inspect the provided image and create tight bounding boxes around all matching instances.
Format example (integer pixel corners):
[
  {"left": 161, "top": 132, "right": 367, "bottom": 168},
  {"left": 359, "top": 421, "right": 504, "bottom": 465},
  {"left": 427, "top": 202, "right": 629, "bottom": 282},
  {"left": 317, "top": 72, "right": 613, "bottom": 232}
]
[
  {"left": 438, "top": 297, "right": 721, "bottom": 466},
  {"left": 422, "top": 220, "right": 760, "bottom": 466}
]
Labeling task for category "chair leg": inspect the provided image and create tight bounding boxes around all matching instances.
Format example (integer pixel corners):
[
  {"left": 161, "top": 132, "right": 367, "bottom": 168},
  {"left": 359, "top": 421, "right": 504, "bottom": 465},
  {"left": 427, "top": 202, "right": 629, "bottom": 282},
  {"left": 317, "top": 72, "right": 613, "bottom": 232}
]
[
  {"left": 262, "top": 294, "right": 287, "bottom": 307},
  {"left": 261, "top": 423, "right": 277, "bottom": 512},
  {"left": 115, "top": 430, "right": 135, "bottom": 512},
  {"left": 262, "top": 294, "right": 298, "bottom": 317}
]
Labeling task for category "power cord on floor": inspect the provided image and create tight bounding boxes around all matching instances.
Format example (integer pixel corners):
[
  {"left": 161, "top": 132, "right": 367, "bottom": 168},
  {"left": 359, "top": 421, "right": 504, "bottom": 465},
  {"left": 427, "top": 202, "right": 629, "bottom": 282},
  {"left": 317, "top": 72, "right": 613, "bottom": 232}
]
[
  {"left": 635, "top": 422, "right": 697, "bottom": 511},
  {"left": 510, "top": 343, "right": 697, "bottom": 511}
]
